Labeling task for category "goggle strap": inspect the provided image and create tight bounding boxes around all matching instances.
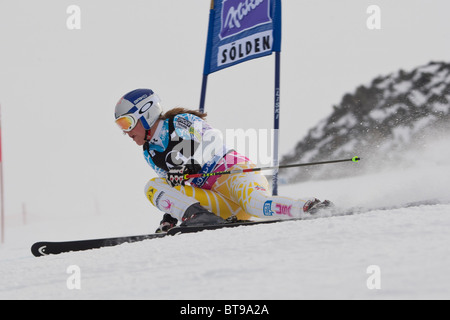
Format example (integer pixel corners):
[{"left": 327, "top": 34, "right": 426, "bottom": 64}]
[{"left": 141, "top": 117, "right": 150, "bottom": 130}]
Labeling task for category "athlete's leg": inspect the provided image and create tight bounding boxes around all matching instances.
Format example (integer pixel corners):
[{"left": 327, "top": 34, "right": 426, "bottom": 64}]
[
  {"left": 144, "top": 177, "right": 252, "bottom": 221},
  {"left": 212, "top": 163, "right": 314, "bottom": 219}
]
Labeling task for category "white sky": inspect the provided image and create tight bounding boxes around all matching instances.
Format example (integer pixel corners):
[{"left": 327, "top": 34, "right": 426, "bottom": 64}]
[{"left": 1, "top": 0, "right": 450, "bottom": 219}]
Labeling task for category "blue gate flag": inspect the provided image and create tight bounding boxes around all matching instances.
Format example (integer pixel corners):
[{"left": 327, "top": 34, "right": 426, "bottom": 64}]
[{"left": 203, "top": 0, "right": 282, "bottom": 75}]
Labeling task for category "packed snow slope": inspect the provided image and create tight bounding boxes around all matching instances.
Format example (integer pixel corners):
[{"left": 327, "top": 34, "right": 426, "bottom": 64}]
[{"left": 1, "top": 136, "right": 449, "bottom": 300}]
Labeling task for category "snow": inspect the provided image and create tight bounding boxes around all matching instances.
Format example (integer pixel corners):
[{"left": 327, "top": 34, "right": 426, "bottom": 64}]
[
  {"left": 408, "top": 90, "right": 428, "bottom": 106},
  {"left": 299, "top": 148, "right": 319, "bottom": 163},
  {"left": 431, "top": 101, "right": 449, "bottom": 114},
  {"left": 331, "top": 113, "right": 358, "bottom": 129},
  {"left": 369, "top": 104, "right": 403, "bottom": 122},
  {"left": 414, "top": 63, "right": 441, "bottom": 78},
  {"left": 1, "top": 140, "right": 450, "bottom": 300},
  {"left": 375, "top": 75, "right": 394, "bottom": 91},
  {"left": 430, "top": 82, "right": 447, "bottom": 96},
  {"left": 426, "top": 69, "right": 449, "bottom": 90},
  {"left": 393, "top": 126, "right": 413, "bottom": 145},
  {"left": 310, "top": 118, "right": 328, "bottom": 139},
  {"left": 393, "top": 80, "right": 413, "bottom": 95},
  {"left": 332, "top": 138, "right": 357, "bottom": 156}
]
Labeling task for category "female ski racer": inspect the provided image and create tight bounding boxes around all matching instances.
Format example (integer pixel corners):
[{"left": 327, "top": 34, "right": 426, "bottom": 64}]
[{"left": 114, "top": 88, "right": 331, "bottom": 232}]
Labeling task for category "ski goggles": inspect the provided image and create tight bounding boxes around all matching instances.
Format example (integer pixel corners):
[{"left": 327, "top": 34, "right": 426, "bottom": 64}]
[
  {"left": 115, "top": 95, "right": 161, "bottom": 132},
  {"left": 115, "top": 114, "right": 139, "bottom": 132}
]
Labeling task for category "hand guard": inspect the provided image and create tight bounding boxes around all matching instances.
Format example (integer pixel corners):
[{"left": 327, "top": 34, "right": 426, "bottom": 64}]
[{"left": 166, "top": 163, "right": 201, "bottom": 187}]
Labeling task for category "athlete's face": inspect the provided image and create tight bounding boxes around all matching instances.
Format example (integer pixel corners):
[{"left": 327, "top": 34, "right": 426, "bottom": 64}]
[{"left": 126, "top": 119, "right": 158, "bottom": 146}]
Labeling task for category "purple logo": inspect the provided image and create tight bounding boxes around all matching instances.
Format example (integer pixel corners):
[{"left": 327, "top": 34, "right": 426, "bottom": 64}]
[{"left": 220, "top": 0, "right": 272, "bottom": 40}]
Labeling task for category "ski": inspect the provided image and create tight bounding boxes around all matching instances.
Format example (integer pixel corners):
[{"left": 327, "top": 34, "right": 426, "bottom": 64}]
[
  {"left": 167, "top": 218, "right": 289, "bottom": 235},
  {"left": 31, "top": 199, "right": 445, "bottom": 257},
  {"left": 31, "top": 218, "right": 292, "bottom": 257},
  {"left": 31, "top": 233, "right": 168, "bottom": 257}
]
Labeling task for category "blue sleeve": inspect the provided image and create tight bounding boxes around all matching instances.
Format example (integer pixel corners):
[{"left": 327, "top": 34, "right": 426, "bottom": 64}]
[{"left": 143, "top": 149, "right": 167, "bottom": 178}]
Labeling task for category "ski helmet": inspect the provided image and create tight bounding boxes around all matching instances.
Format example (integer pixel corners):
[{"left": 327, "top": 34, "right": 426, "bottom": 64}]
[{"left": 114, "top": 88, "right": 163, "bottom": 132}]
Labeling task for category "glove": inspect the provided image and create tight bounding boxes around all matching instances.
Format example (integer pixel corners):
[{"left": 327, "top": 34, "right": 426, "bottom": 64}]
[
  {"left": 155, "top": 213, "right": 178, "bottom": 233},
  {"left": 166, "top": 163, "right": 201, "bottom": 187}
]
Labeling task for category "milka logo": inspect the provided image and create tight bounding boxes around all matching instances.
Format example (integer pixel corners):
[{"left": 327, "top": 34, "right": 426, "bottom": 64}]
[{"left": 220, "top": 0, "right": 272, "bottom": 40}]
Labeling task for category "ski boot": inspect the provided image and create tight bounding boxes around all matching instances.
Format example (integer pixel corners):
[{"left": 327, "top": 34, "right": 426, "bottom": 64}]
[
  {"left": 155, "top": 213, "right": 178, "bottom": 233},
  {"left": 181, "top": 203, "right": 226, "bottom": 227},
  {"left": 303, "top": 198, "right": 334, "bottom": 214}
]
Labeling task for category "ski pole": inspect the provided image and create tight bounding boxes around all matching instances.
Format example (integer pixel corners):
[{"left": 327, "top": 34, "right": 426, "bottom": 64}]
[{"left": 183, "top": 156, "right": 361, "bottom": 180}]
